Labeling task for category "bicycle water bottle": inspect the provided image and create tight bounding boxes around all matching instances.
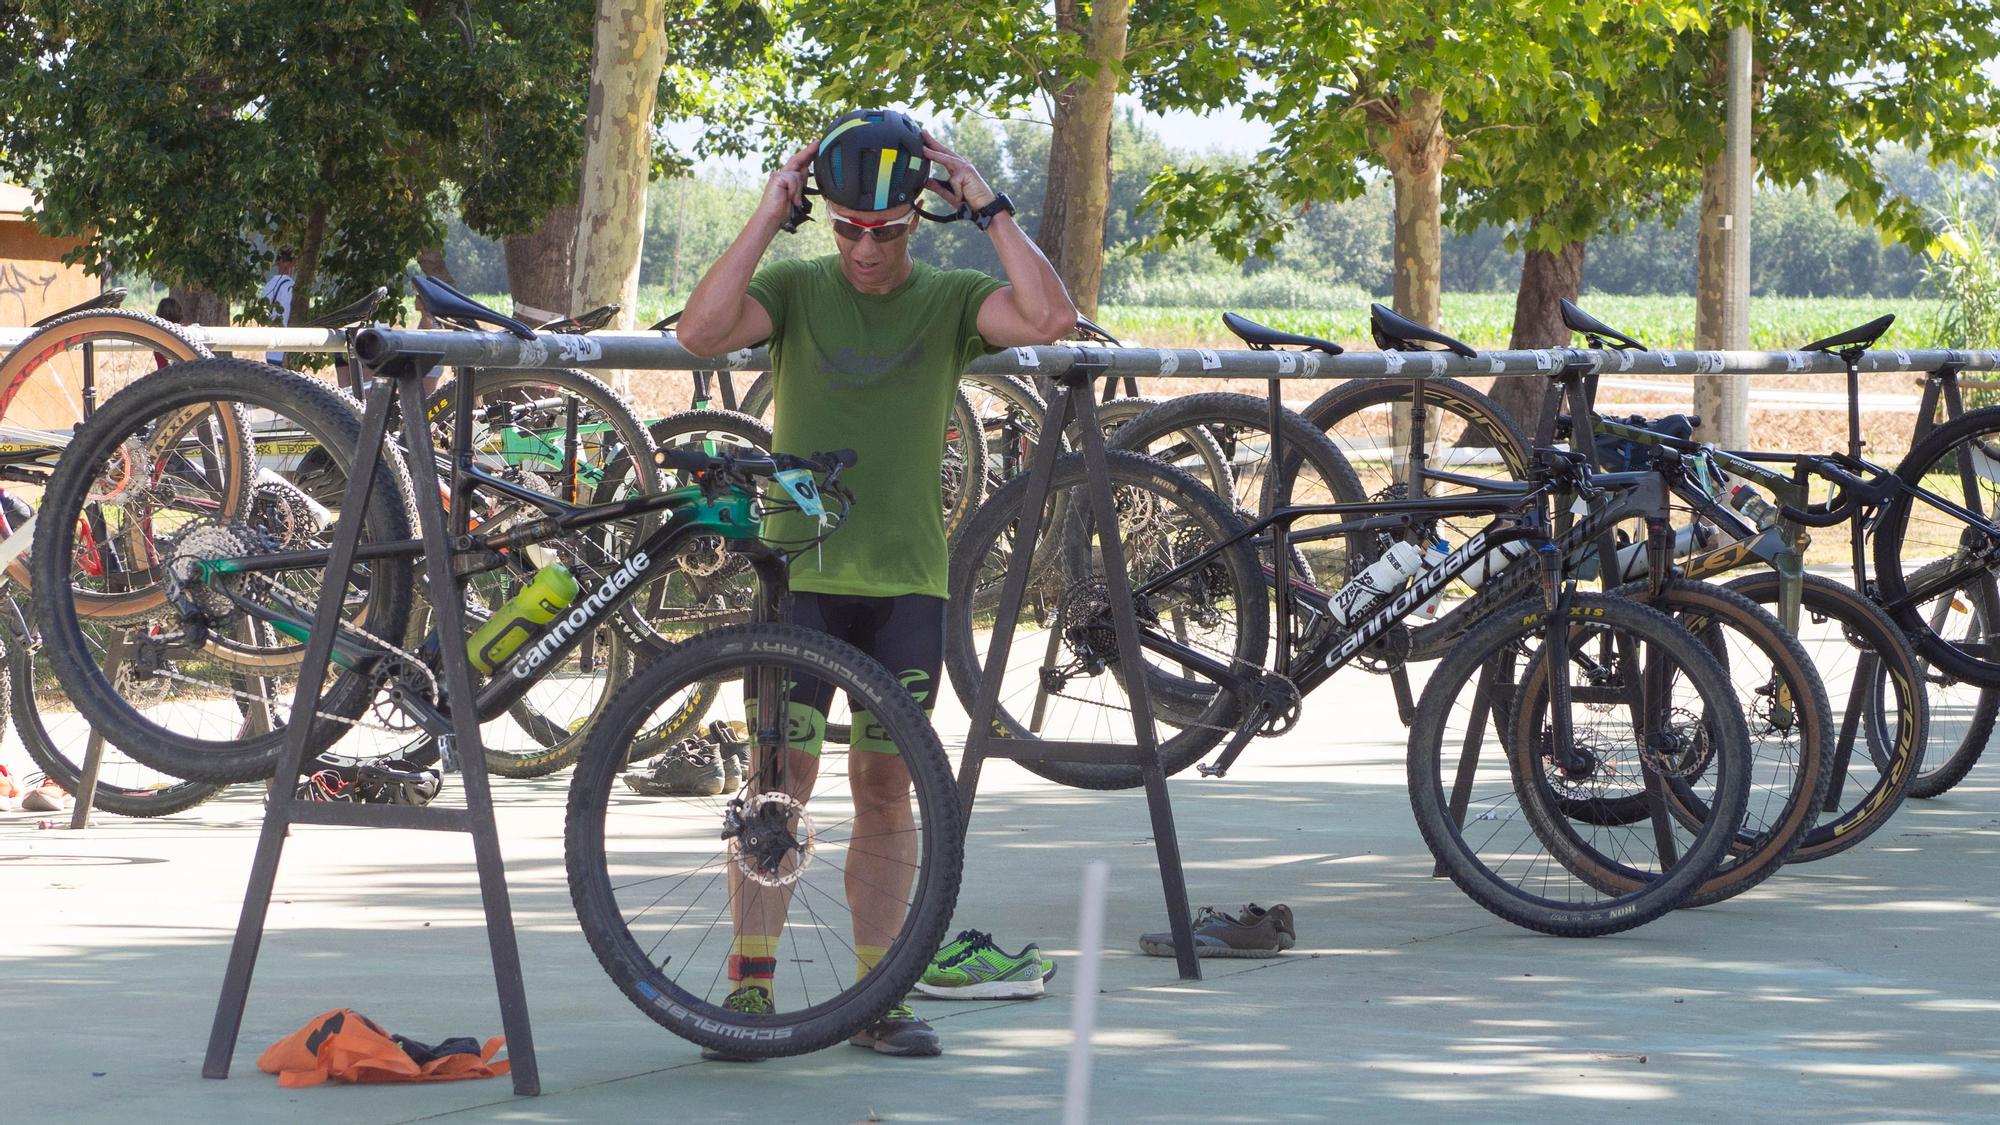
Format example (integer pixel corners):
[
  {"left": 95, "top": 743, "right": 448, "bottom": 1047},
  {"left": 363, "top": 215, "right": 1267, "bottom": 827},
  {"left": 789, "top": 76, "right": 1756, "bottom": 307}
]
[
  {"left": 1416, "top": 537, "right": 1452, "bottom": 617},
  {"left": 1576, "top": 523, "right": 1715, "bottom": 582},
  {"left": 1458, "top": 539, "right": 1531, "bottom": 590},
  {"left": 1329, "top": 540, "right": 1426, "bottom": 624},
  {"left": 468, "top": 564, "right": 581, "bottom": 674},
  {"left": 1728, "top": 484, "right": 1782, "bottom": 532}
]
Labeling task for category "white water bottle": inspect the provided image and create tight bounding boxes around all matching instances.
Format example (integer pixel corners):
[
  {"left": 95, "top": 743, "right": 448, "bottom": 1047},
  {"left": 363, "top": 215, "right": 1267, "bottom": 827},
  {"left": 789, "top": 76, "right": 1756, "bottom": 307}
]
[
  {"left": 1416, "top": 537, "right": 1452, "bottom": 617},
  {"left": 1330, "top": 540, "right": 1426, "bottom": 624},
  {"left": 1458, "top": 539, "right": 1531, "bottom": 589}
]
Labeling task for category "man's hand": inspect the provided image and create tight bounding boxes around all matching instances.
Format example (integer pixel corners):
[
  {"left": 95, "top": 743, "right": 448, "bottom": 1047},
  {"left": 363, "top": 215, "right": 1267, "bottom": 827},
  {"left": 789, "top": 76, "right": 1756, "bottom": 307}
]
[
  {"left": 921, "top": 131, "right": 997, "bottom": 214},
  {"left": 757, "top": 141, "right": 819, "bottom": 225}
]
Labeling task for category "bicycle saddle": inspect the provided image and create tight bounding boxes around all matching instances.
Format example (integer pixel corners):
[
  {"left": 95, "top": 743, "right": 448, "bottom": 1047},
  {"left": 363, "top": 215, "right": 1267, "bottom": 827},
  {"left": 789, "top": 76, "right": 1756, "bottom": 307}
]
[
  {"left": 1070, "top": 314, "right": 1123, "bottom": 346},
  {"left": 648, "top": 309, "right": 680, "bottom": 332},
  {"left": 538, "top": 303, "right": 620, "bottom": 333},
  {"left": 1368, "top": 303, "right": 1477, "bottom": 357},
  {"left": 1222, "top": 311, "right": 1343, "bottom": 354},
  {"left": 1559, "top": 299, "right": 1646, "bottom": 351},
  {"left": 34, "top": 287, "right": 128, "bottom": 326},
  {"left": 302, "top": 286, "right": 389, "bottom": 329},
  {"left": 410, "top": 274, "right": 536, "bottom": 339},
  {"left": 1801, "top": 314, "right": 1894, "bottom": 356}
]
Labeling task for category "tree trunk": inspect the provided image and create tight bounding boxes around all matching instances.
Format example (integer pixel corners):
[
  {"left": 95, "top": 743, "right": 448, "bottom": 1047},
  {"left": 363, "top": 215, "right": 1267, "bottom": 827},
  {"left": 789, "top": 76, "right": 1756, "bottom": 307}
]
[
  {"left": 417, "top": 243, "right": 455, "bottom": 288},
  {"left": 289, "top": 201, "right": 328, "bottom": 331},
  {"left": 507, "top": 198, "right": 581, "bottom": 322},
  {"left": 1037, "top": 0, "right": 1130, "bottom": 319},
  {"left": 570, "top": 0, "right": 667, "bottom": 331},
  {"left": 1694, "top": 155, "right": 1728, "bottom": 351},
  {"left": 1490, "top": 237, "right": 1585, "bottom": 433},
  {"left": 1378, "top": 89, "right": 1448, "bottom": 329},
  {"left": 168, "top": 286, "right": 229, "bottom": 327}
]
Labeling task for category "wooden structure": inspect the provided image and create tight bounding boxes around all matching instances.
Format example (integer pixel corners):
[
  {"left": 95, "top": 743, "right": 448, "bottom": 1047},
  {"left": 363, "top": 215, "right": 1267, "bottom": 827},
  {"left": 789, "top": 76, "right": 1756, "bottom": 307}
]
[{"left": 0, "top": 182, "right": 94, "bottom": 326}]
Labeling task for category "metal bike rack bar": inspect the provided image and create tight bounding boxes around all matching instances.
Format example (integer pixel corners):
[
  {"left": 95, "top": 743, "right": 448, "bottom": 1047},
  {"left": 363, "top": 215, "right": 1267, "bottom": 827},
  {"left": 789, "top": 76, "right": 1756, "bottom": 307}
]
[{"left": 201, "top": 350, "right": 540, "bottom": 1096}]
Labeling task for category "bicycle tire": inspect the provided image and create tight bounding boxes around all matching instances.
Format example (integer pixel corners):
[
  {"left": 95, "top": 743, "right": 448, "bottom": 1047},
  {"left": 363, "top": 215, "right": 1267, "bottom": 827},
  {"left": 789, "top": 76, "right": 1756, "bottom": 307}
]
[
  {"left": 1606, "top": 580, "right": 1832, "bottom": 907},
  {"left": 1089, "top": 394, "right": 1235, "bottom": 503},
  {"left": 8, "top": 610, "right": 221, "bottom": 816},
  {"left": 565, "top": 622, "right": 962, "bottom": 1058},
  {"left": 1882, "top": 555, "right": 2000, "bottom": 798},
  {"left": 1872, "top": 405, "right": 2000, "bottom": 683},
  {"left": 944, "top": 449, "right": 1269, "bottom": 789},
  {"left": 966, "top": 372, "right": 1070, "bottom": 492},
  {"left": 32, "top": 358, "right": 419, "bottom": 784},
  {"left": 1299, "top": 375, "right": 1534, "bottom": 661},
  {"left": 1108, "top": 391, "right": 1367, "bottom": 618},
  {"left": 1408, "top": 593, "right": 1751, "bottom": 936},
  {"left": 1722, "top": 571, "right": 1925, "bottom": 862}
]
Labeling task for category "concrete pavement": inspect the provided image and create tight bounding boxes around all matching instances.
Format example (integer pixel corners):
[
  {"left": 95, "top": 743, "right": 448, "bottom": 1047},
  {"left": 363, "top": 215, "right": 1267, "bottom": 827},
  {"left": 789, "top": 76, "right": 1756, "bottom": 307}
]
[{"left": 5, "top": 680, "right": 2000, "bottom": 1124}]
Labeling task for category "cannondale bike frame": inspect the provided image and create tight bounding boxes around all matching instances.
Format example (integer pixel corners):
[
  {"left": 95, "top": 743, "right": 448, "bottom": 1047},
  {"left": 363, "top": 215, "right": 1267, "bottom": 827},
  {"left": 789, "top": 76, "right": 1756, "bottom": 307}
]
[
  {"left": 193, "top": 413, "right": 811, "bottom": 735},
  {"left": 1116, "top": 464, "right": 1680, "bottom": 778}
]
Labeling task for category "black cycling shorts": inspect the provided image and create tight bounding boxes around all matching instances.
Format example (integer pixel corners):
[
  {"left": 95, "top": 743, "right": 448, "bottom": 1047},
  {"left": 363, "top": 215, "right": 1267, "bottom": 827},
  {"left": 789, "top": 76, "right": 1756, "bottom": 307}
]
[{"left": 785, "top": 592, "right": 943, "bottom": 750}]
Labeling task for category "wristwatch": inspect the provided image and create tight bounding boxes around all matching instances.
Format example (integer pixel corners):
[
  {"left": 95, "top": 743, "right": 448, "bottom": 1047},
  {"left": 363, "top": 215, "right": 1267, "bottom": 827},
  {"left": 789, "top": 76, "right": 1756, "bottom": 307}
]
[{"left": 971, "top": 193, "right": 1016, "bottom": 231}]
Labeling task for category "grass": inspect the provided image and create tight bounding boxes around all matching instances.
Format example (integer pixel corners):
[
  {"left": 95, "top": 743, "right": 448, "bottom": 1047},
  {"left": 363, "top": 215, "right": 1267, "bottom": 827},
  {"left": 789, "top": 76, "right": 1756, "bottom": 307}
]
[{"left": 1090, "top": 294, "right": 1945, "bottom": 351}]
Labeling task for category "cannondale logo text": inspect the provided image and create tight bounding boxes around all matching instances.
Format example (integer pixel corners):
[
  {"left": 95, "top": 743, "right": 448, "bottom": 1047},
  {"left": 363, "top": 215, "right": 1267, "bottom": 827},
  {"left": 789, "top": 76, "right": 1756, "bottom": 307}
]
[{"left": 510, "top": 551, "right": 651, "bottom": 680}]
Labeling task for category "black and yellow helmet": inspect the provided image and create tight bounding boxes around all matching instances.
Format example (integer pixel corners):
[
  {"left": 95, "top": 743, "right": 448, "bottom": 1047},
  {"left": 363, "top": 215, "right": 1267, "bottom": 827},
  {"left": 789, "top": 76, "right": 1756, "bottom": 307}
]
[{"left": 812, "top": 109, "right": 931, "bottom": 212}]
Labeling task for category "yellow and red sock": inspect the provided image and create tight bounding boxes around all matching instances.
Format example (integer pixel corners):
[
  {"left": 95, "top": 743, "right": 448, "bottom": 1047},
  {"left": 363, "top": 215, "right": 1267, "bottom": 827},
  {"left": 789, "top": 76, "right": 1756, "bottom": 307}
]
[{"left": 730, "top": 935, "right": 779, "bottom": 999}]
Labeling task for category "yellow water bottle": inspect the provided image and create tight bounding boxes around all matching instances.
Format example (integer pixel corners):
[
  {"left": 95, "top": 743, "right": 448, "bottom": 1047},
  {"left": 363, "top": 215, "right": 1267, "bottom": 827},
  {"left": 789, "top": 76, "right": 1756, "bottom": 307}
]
[{"left": 468, "top": 564, "right": 581, "bottom": 674}]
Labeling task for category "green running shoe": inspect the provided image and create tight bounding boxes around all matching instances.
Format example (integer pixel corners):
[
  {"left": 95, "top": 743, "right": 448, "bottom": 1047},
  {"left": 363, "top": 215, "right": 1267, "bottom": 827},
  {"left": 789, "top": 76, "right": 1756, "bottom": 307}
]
[
  {"left": 700, "top": 985, "right": 774, "bottom": 1062},
  {"left": 916, "top": 929, "right": 1049, "bottom": 1000}
]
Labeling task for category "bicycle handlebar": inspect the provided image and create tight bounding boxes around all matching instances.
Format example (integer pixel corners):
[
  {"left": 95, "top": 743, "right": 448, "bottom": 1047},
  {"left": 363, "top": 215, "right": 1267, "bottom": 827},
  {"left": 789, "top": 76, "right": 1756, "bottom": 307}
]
[{"left": 1778, "top": 457, "right": 1874, "bottom": 528}]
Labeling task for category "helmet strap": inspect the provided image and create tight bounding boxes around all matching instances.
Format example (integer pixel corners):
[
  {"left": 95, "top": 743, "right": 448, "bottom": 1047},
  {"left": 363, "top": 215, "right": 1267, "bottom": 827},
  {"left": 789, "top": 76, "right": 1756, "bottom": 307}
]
[{"left": 914, "top": 176, "right": 970, "bottom": 224}]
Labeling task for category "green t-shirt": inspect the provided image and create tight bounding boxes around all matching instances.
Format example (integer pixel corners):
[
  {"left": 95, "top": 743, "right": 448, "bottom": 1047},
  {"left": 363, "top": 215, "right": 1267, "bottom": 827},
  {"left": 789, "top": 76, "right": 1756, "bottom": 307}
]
[{"left": 749, "top": 255, "right": 1005, "bottom": 598}]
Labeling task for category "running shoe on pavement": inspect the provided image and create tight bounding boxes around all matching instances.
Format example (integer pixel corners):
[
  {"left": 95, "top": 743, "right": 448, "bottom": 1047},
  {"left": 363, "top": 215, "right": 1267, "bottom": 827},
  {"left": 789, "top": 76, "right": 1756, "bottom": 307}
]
[
  {"left": 916, "top": 929, "right": 1051, "bottom": 999},
  {"left": 849, "top": 1004, "right": 941, "bottom": 1056},
  {"left": 1139, "top": 903, "right": 1296, "bottom": 958}
]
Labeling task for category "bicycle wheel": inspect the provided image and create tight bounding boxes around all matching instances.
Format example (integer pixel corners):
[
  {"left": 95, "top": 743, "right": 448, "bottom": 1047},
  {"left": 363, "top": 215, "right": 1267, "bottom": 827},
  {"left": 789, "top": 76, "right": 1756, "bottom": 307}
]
[
  {"left": 1409, "top": 593, "right": 1751, "bottom": 936},
  {"left": 944, "top": 450, "right": 1269, "bottom": 789},
  {"left": 426, "top": 367, "right": 659, "bottom": 777},
  {"left": 32, "top": 358, "right": 418, "bottom": 784},
  {"left": 1301, "top": 376, "right": 1534, "bottom": 658},
  {"left": 963, "top": 372, "right": 1068, "bottom": 493},
  {"left": 8, "top": 608, "right": 221, "bottom": 816},
  {"left": 1723, "top": 572, "right": 1925, "bottom": 862},
  {"left": 566, "top": 622, "right": 962, "bottom": 1058},
  {"left": 1872, "top": 405, "right": 2000, "bottom": 683},
  {"left": 1108, "top": 392, "right": 1367, "bottom": 597},
  {"left": 1088, "top": 395, "right": 1233, "bottom": 501},
  {"left": 1607, "top": 580, "right": 1831, "bottom": 907},
  {"left": 1891, "top": 556, "right": 2000, "bottom": 798}
]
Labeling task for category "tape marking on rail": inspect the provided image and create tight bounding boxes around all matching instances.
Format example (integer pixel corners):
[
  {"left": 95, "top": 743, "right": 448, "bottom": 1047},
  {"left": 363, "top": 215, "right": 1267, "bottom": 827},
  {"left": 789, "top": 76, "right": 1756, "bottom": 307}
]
[
  {"left": 1014, "top": 347, "right": 1039, "bottom": 368},
  {"left": 1198, "top": 348, "right": 1221, "bottom": 370}
]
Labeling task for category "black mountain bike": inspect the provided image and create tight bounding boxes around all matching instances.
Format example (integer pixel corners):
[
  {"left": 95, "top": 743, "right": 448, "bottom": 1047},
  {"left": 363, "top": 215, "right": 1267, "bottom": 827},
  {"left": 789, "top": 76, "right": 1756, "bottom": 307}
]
[{"left": 945, "top": 434, "right": 1754, "bottom": 936}]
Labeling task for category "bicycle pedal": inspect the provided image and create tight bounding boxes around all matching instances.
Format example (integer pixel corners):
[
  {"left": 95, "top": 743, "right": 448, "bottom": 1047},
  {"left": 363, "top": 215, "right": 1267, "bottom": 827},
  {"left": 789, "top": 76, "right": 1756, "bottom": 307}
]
[{"left": 1195, "top": 761, "right": 1227, "bottom": 778}]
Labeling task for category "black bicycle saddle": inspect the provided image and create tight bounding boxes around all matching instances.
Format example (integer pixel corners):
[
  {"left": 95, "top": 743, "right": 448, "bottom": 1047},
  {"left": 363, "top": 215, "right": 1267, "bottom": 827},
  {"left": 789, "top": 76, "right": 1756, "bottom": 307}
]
[
  {"left": 1559, "top": 298, "right": 1646, "bottom": 350},
  {"left": 303, "top": 286, "right": 389, "bottom": 329},
  {"left": 648, "top": 309, "right": 681, "bottom": 332},
  {"left": 1801, "top": 314, "right": 1895, "bottom": 356},
  {"left": 34, "top": 287, "right": 128, "bottom": 326},
  {"left": 1368, "top": 303, "right": 1476, "bottom": 357},
  {"left": 410, "top": 274, "right": 536, "bottom": 339},
  {"left": 1071, "top": 314, "right": 1123, "bottom": 346},
  {"left": 1222, "top": 311, "right": 1343, "bottom": 354},
  {"left": 538, "top": 303, "right": 620, "bottom": 333}
]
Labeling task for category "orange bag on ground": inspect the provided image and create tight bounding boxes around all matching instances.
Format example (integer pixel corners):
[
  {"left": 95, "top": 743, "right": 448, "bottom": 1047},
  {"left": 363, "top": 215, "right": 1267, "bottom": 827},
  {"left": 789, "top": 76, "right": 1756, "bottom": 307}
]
[{"left": 257, "top": 1008, "right": 509, "bottom": 1088}]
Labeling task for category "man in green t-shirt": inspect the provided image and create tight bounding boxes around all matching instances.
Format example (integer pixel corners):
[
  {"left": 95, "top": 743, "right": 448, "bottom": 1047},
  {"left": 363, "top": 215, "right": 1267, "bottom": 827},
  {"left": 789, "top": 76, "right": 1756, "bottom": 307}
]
[{"left": 678, "top": 109, "right": 1076, "bottom": 1059}]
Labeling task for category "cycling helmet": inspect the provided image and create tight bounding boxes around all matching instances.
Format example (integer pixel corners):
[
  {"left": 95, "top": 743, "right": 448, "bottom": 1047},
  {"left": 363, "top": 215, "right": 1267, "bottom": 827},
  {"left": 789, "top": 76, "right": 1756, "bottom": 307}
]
[{"left": 812, "top": 109, "right": 933, "bottom": 212}]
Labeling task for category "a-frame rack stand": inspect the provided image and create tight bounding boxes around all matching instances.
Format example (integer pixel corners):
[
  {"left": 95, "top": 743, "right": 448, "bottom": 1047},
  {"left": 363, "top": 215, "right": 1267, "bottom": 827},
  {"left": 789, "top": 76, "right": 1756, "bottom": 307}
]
[
  {"left": 954, "top": 356, "right": 1202, "bottom": 979},
  {"left": 200, "top": 355, "right": 541, "bottom": 1096}
]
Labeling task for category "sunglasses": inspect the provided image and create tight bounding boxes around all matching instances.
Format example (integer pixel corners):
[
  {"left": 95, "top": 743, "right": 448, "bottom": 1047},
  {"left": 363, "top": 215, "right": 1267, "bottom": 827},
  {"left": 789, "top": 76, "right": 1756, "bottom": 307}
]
[{"left": 830, "top": 210, "right": 920, "bottom": 242}]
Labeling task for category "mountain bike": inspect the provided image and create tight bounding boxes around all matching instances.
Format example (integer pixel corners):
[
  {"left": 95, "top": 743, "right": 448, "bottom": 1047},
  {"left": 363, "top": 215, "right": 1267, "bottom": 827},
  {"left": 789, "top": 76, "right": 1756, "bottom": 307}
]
[
  {"left": 1292, "top": 303, "right": 1936, "bottom": 861},
  {"left": 31, "top": 348, "right": 964, "bottom": 1054},
  {"left": 945, "top": 432, "right": 1755, "bottom": 935}
]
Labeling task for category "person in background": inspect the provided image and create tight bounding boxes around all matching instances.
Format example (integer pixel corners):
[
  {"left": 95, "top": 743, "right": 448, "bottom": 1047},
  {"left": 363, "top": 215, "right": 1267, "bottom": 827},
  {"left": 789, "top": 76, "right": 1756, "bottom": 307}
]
[
  {"left": 152, "top": 296, "right": 184, "bottom": 370},
  {"left": 260, "top": 248, "right": 297, "bottom": 366}
]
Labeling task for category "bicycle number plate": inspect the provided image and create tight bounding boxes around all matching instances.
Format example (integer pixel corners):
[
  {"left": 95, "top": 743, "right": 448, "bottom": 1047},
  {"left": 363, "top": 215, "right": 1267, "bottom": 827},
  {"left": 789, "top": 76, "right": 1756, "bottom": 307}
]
[{"left": 774, "top": 468, "right": 824, "bottom": 518}]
